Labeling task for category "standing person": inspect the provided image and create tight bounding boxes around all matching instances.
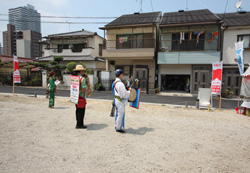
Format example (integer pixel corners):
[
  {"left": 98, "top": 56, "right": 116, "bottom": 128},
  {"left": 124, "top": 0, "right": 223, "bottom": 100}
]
[
  {"left": 48, "top": 71, "right": 56, "bottom": 108},
  {"left": 113, "top": 69, "right": 131, "bottom": 133},
  {"left": 73, "top": 65, "right": 91, "bottom": 129}
]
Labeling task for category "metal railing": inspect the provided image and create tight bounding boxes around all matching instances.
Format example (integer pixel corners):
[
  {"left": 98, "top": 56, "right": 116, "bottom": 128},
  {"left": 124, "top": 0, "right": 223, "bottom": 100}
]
[
  {"left": 103, "top": 38, "right": 155, "bottom": 50},
  {"left": 160, "top": 38, "right": 219, "bottom": 51}
]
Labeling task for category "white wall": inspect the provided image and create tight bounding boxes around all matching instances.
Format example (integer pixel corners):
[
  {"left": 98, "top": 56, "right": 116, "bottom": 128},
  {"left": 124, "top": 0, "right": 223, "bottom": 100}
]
[
  {"left": 223, "top": 27, "right": 250, "bottom": 64},
  {"left": 16, "top": 39, "right": 31, "bottom": 58}
]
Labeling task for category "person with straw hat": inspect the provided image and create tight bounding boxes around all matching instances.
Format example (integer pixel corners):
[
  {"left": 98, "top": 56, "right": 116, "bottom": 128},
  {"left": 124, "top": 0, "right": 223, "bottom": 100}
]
[
  {"left": 113, "top": 69, "right": 131, "bottom": 133},
  {"left": 73, "top": 65, "right": 91, "bottom": 129}
]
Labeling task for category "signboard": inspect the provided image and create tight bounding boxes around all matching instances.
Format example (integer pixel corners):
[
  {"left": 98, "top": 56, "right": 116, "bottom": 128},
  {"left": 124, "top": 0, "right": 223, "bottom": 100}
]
[
  {"left": 70, "top": 75, "right": 80, "bottom": 104},
  {"left": 211, "top": 62, "right": 223, "bottom": 95},
  {"left": 13, "top": 56, "right": 21, "bottom": 83},
  {"left": 235, "top": 41, "right": 244, "bottom": 75}
]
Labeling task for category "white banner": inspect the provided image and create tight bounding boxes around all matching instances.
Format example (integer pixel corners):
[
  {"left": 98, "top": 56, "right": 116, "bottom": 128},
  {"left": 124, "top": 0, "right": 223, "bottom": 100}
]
[{"left": 235, "top": 41, "right": 244, "bottom": 75}]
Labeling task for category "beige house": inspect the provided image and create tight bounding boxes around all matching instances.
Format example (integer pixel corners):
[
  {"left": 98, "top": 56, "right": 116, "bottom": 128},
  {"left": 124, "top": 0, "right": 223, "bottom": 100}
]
[
  {"left": 100, "top": 12, "right": 161, "bottom": 93},
  {"left": 38, "top": 29, "right": 105, "bottom": 75}
]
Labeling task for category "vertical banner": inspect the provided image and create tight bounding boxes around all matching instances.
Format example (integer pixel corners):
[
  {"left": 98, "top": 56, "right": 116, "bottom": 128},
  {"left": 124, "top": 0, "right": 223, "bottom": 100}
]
[
  {"left": 235, "top": 41, "right": 244, "bottom": 75},
  {"left": 211, "top": 62, "right": 223, "bottom": 95},
  {"left": 70, "top": 75, "right": 80, "bottom": 104},
  {"left": 13, "top": 56, "right": 21, "bottom": 83}
]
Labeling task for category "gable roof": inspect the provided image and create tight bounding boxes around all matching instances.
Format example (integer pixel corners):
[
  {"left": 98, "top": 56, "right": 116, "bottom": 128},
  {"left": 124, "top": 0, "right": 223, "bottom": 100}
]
[
  {"left": 47, "top": 29, "right": 97, "bottom": 38},
  {"left": 217, "top": 12, "right": 250, "bottom": 27},
  {"left": 104, "top": 12, "right": 161, "bottom": 28},
  {"left": 160, "top": 9, "right": 220, "bottom": 26}
]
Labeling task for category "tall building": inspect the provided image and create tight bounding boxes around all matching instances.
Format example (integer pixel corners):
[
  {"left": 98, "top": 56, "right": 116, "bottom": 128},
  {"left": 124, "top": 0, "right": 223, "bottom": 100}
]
[
  {"left": 9, "top": 4, "right": 41, "bottom": 33},
  {"left": 2, "top": 24, "right": 41, "bottom": 58},
  {"left": 3, "top": 24, "right": 16, "bottom": 56}
]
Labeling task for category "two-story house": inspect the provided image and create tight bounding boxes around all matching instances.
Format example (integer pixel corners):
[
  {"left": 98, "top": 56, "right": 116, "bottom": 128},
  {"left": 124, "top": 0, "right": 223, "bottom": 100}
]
[
  {"left": 100, "top": 12, "right": 161, "bottom": 93},
  {"left": 158, "top": 9, "right": 221, "bottom": 94},
  {"left": 218, "top": 12, "right": 250, "bottom": 96},
  {"left": 38, "top": 29, "right": 106, "bottom": 77}
]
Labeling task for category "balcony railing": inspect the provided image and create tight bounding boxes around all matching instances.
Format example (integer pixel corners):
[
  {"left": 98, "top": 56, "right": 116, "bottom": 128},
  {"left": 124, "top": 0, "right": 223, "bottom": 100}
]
[
  {"left": 160, "top": 38, "right": 219, "bottom": 51},
  {"left": 103, "top": 38, "right": 155, "bottom": 50},
  {"left": 44, "top": 47, "right": 94, "bottom": 56}
]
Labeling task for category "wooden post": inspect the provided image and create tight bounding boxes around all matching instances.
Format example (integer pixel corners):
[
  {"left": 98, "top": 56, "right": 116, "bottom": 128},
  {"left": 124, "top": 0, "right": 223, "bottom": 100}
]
[
  {"left": 219, "top": 95, "right": 222, "bottom": 110},
  {"left": 13, "top": 60, "right": 14, "bottom": 96}
]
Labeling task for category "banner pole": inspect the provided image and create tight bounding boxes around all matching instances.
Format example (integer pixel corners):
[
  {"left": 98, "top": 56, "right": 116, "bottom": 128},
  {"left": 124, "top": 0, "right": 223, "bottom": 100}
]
[
  {"left": 13, "top": 56, "right": 14, "bottom": 96},
  {"left": 219, "top": 95, "right": 222, "bottom": 110}
]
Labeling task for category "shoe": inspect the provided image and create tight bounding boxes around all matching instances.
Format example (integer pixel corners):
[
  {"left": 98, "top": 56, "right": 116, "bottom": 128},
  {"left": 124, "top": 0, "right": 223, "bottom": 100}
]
[
  {"left": 75, "top": 125, "right": 87, "bottom": 129},
  {"left": 116, "top": 129, "right": 125, "bottom": 133}
]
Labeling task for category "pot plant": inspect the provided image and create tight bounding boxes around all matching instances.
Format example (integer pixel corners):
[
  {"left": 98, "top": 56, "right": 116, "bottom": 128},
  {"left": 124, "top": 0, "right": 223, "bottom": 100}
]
[
  {"left": 222, "top": 89, "right": 234, "bottom": 98},
  {"left": 156, "top": 85, "right": 160, "bottom": 94}
]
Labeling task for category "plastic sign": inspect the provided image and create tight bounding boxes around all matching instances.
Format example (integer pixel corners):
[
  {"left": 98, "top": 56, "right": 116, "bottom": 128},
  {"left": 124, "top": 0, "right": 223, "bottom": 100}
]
[
  {"left": 70, "top": 75, "right": 80, "bottom": 104},
  {"left": 13, "top": 56, "right": 21, "bottom": 83},
  {"left": 211, "top": 62, "right": 223, "bottom": 95}
]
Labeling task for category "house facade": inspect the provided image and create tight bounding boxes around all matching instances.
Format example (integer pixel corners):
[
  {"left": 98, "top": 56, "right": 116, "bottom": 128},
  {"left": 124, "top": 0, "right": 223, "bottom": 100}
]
[
  {"left": 100, "top": 12, "right": 161, "bottom": 93},
  {"left": 38, "top": 29, "right": 106, "bottom": 76},
  {"left": 158, "top": 9, "right": 221, "bottom": 94},
  {"left": 218, "top": 12, "right": 250, "bottom": 96}
]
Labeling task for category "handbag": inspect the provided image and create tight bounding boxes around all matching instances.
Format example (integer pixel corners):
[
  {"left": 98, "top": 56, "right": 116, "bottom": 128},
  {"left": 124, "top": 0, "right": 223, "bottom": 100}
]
[{"left": 77, "top": 96, "right": 86, "bottom": 108}]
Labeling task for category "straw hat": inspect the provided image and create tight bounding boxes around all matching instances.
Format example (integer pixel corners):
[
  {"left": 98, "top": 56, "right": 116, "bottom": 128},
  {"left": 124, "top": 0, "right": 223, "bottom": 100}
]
[
  {"left": 73, "top": 65, "right": 86, "bottom": 71},
  {"left": 128, "top": 88, "right": 137, "bottom": 102}
]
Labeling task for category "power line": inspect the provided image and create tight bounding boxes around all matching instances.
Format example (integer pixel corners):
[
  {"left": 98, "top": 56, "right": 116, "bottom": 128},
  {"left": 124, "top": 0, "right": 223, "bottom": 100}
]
[
  {"left": 150, "top": 0, "right": 154, "bottom": 12},
  {"left": 222, "top": 0, "right": 229, "bottom": 20},
  {"left": 0, "top": 19, "right": 109, "bottom": 24},
  {"left": 0, "top": 13, "right": 117, "bottom": 19}
]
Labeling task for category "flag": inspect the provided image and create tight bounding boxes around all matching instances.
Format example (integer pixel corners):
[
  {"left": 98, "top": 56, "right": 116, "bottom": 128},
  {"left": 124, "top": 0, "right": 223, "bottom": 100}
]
[
  {"left": 13, "top": 56, "right": 21, "bottom": 83},
  {"left": 211, "top": 62, "right": 223, "bottom": 95},
  {"left": 235, "top": 41, "right": 244, "bottom": 75}
]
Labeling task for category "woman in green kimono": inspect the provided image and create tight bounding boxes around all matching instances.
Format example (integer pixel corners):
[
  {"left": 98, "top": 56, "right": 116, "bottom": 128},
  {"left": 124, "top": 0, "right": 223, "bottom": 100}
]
[{"left": 48, "top": 71, "right": 56, "bottom": 108}]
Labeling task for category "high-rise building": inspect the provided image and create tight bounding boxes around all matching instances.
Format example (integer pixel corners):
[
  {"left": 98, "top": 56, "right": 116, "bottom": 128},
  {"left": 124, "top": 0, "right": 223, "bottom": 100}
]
[
  {"left": 3, "top": 24, "right": 41, "bottom": 58},
  {"left": 3, "top": 24, "right": 16, "bottom": 56},
  {"left": 9, "top": 4, "right": 41, "bottom": 33}
]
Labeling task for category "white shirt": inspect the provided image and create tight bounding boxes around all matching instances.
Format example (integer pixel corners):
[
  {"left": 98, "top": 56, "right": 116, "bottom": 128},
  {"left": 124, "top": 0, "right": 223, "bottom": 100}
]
[{"left": 114, "top": 78, "right": 130, "bottom": 99}]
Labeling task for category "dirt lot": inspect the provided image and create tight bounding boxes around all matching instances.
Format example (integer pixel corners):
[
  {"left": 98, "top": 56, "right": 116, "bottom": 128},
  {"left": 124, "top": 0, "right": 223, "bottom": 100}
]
[{"left": 0, "top": 94, "right": 250, "bottom": 173}]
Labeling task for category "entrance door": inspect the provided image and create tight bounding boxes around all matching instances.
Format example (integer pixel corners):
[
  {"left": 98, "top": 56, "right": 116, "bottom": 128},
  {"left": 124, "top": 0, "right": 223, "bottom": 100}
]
[
  {"left": 135, "top": 66, "right": 148, "bottom": 92},
  {"left": 193, "top": 66, "right": 211, "bottom": 94},
  {"left": 225, "top": 71, "right": 241, "bottom": 96}
]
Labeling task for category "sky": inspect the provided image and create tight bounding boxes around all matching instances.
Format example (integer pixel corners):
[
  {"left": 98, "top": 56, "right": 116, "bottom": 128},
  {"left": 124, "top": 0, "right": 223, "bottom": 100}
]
[{"left": 0, "top": 0, "right": 250, "bottom": 46}]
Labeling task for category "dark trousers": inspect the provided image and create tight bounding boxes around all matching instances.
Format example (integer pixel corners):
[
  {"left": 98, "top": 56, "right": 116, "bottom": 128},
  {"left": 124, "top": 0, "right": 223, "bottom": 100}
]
[{"left": 75, "top": 105, "right": 86, "bottom": 126}]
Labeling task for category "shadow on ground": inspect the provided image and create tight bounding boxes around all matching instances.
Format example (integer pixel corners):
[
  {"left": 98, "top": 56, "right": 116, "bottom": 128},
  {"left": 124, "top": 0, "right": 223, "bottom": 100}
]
[
  {"left": 87, "top": 123, "right": 108, "bottom": 131},
  {"left": 53, "top": 107, "right": 70, "bottom": 109},
  {"left": 125, "top": 127, "right": 154, "bottom": 135}
]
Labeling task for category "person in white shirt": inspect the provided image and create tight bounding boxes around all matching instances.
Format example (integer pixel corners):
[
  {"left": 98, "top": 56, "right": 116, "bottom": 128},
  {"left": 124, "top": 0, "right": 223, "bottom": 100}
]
[{"left": 113, "top": 69, "right": 131, "bottom": 133}]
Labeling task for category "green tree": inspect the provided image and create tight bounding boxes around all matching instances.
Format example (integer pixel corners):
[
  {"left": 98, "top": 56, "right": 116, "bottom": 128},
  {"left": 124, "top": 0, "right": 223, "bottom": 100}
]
[{"left": 66, "top": 62, "right": 77, "bottom": 74}]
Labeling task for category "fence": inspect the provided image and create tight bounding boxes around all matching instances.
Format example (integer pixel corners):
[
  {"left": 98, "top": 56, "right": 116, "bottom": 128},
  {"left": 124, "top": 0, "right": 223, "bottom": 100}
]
[{"left": 0, "top": 72, "right": 42, "bottom": 86}]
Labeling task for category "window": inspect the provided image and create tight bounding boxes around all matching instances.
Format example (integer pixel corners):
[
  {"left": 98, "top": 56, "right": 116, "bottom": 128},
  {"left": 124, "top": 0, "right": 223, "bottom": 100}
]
[
  {"left": 238, "top": 35, "right": 250, "bottom": 49},
  {"left": 99, "top": 44, "right": 103, "bottom": 56},
  {"left": 57, "top": 44, "right": 68, "bottom": 53},
  {"left": 116, "top": 33, "right": 153, "bottom": 49},
  {"left": 71, "top": 44, "right": 86, "bottom": 52},
  {"left": 171, "top": 31, "right": 204, "bottom": 51}
]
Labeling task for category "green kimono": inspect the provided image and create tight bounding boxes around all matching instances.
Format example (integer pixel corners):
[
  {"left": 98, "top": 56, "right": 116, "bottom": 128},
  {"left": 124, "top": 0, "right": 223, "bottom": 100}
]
[
  {"left": 78, "top": 74, "right": 87, "bottom": 98},
  {"left": 48, "top": 78, "right": 56, "bottom": 107}
]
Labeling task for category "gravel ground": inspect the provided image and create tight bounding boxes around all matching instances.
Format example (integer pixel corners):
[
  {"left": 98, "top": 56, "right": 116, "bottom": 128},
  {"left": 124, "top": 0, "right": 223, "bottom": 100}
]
[{"left": 0, "top": 94, "right": 250, "bottom": 173}]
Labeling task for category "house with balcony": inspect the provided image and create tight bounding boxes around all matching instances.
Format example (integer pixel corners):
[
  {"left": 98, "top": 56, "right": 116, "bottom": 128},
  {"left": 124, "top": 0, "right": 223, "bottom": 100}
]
[
  {"left": 218, "top": 12, "right": 250, "bottom": 96},
  {"left": 100, "top": 12, "right": 161, "bottom": 93},
  {"left": 158, "top": 9, "right": 221, "bottom": 94},
  {"left": 38, "top": 29, "right": 105, "bottom": 76}
]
